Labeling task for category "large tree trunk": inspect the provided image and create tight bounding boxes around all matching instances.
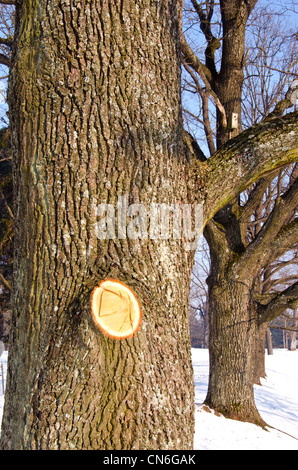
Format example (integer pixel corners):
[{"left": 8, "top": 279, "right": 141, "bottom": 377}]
[
  {"left": 205, "top": 275, "right": 266, "bottom": 426},
  {"left": 202, "top": 0, "right": 267, "bottom": 424},
  {"left": 0, "top": 0, "right": 195, "bottom": 450},
  {"left": 203, "top": 219, "right": 266, "bottom": 426}
]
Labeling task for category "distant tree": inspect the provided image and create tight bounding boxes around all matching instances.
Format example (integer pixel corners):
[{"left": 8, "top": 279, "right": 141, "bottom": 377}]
[
  {"left": 189, "top": 239, "right": 210, "bottom": 348},
  {"left": 189, "top": 306, "right": 203, "bottom": 348},
  {"left": 182, "top": 0, "right": 298, "bottom": 425},
  {"left": 271, "top": 308, "right": 298, "bottom": 351},
  {"left": 287, "top": 309, "right": 298, "bottom": 351}
]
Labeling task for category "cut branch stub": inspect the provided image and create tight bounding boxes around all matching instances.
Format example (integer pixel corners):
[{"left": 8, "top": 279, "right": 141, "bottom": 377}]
[{"left": 90, "top": 279, "right": 142, "bottom": 340}]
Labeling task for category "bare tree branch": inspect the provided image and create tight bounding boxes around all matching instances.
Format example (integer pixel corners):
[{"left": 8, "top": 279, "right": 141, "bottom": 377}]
[
  {"left": 269, "top": 325, "right": 298, "bottom": 332},
  {"left": 0, "top": 37, "right": 12, "bottom": 47},
  {"left": 263, "top": 275, "right": 298, "bottom": 292},
  {"left": 183, "top": 59, "right": 227, "bottom": 146},
  {"left": 239, "top": 173, "right": 278, "bottom": 224},
  {"left": 0, "top": 272, "right": 12, "bottom": 292},
  {"left": 0, "top": 188, "right": 13, "bottom": 219},
  {"left": 263, "top": 256, "right": 298, "bottom": 281},
  {"left": 258, "top": 281, "right": 298, "bottom": 324},
  {"left": 190, "top": 0, "right": 220, "bottom": 74},
  {"left": 180, "top": 31, "right": 213, "bottom": 84}
]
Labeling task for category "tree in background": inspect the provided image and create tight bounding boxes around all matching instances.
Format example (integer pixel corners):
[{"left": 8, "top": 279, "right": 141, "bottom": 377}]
[
  {"left": 189, "top": 238, "right": 210, "bottom": 348},
  {"left": 270, "top": 308, "right": 298, "bottom": 349},
  {"left": 286, "top": 309, "right": 298, "bottom": 351},
  {"left": 185, "top": 3, "right": 298, "bottom": 381},
  {"left": 182, "top": 0, "right": 298, "bottom": 425},
  {"left": 246, "top": 166, "right": 298, "bottom": 383}
]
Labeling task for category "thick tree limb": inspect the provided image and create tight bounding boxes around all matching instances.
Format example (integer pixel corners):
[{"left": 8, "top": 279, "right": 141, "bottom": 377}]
[
  {"left": 184, "top": 129, "right": 207, "bottom": 163},
  {"left": 190, "top": 0, "right": 220, "bottom": 75},
  {"left": 258, "top": 281, "right": 298, "bottom": 324},
  {"left": 0, "top": 37, "right": 12, "bottom": 47},
  {"left": 235, "top": 174, "right": 298, "bottom": 273},
  {"left": 235, "top": 218, "right": 298, "bottom": 280},
  {"left": 265, "top": 219, "right": 298, "bottom": 263},
  {"left": 198, "top": 112, "right": 298, "bottom": 223},
  {"left": 265, "top": 83, "right": 298, "bottom": 119}
]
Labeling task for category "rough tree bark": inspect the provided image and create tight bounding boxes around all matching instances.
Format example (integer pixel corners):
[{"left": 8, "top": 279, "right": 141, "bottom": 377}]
[
  {"left": 0, "top": 0, "right": 297, "bottom": 449},
  {"left": 1, "top": 0, "right": 196, "bottom": 450},
  {"left": 203, "top": 208, "right": 266, "bottom": 426}
]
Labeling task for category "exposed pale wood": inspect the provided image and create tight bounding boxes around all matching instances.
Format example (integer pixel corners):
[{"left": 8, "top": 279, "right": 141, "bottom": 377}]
[{"left": 91, "top": 280, "right": 142, "bottom": 340}]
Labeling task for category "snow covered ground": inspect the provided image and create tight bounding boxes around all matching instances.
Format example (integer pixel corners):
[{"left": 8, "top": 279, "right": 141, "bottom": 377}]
[
  {"left": 193, "top": 348, "right": 298, "bottom": 450},
  {"left": 0, "top": 348, "right": 298, "bottom": 450}
]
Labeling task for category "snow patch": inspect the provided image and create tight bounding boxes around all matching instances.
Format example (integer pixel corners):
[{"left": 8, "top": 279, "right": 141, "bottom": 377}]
[{"left": 192, "top": 348, "right": 298, "bottom": 450}]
